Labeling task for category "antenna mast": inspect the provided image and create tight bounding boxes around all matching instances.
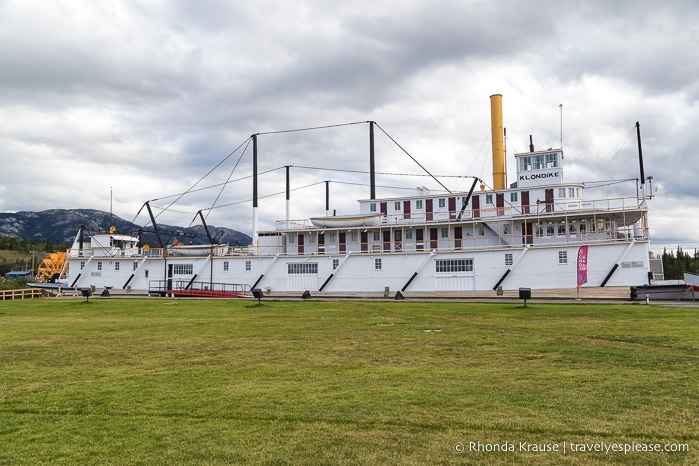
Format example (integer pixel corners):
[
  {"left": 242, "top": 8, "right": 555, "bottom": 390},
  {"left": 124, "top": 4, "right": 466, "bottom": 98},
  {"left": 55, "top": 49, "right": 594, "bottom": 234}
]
[{"left": 559, "top": 104, "right": 563, "bottom": 149}]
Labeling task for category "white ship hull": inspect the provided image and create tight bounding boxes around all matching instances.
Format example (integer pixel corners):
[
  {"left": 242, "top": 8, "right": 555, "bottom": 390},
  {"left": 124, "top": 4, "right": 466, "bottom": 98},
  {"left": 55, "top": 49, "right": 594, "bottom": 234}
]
[{"left": 62, "top": 239, "right": 650, "bottom": 295}]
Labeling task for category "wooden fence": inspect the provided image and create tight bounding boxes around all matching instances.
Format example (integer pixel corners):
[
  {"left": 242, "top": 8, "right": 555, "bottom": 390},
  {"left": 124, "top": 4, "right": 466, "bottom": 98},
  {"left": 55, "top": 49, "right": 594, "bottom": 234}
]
[{"left": 0, "top": 288, "right": 44, "bottom": 301}]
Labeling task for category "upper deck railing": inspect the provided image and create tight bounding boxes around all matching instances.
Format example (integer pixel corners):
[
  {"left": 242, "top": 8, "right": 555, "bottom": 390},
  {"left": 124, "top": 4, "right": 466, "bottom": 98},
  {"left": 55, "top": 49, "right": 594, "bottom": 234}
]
[{"left": 275, "top": 195, "right": 647, "bottom": 231}]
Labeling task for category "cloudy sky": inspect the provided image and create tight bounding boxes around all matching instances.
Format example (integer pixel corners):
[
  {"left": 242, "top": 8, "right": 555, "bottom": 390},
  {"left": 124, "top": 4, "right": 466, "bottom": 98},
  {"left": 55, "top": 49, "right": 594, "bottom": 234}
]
[{"left": 1, "top": 0, "right": 697, "bottom": 252}]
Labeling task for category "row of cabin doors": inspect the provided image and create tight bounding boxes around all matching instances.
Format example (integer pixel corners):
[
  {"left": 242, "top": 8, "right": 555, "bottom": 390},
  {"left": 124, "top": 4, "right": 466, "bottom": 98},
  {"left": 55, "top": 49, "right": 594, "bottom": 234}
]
[
  {"left": 377, "top": 192, "right": 548, "bottom": 220},
  {"left": 294, "top": 226, "right": 472, "bottom": 254},
  {"left": 376, "top": 189, "right": 552, "bottom": 219},
  {"left": 295, "top": 188, "right": 553, "bottom": 252}
]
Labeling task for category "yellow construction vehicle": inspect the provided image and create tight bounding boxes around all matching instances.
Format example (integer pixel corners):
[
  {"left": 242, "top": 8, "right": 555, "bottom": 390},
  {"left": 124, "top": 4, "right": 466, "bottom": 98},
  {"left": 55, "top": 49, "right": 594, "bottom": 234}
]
[{"left": 35, "top": 252, "right": 67, "bottom": 283}]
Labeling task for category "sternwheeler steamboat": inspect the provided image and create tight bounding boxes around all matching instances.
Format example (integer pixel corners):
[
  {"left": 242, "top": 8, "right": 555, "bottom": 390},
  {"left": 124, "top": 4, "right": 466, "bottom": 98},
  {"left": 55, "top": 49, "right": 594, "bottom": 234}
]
[{"left": 57, "top": 95, "right": 654, "bottom": 298}]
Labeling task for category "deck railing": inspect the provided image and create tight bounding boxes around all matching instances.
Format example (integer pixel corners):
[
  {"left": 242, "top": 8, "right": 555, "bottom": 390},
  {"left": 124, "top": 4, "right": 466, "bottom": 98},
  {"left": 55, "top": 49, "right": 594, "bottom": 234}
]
[
  {"left": 276, "top": 196, "right": 645, "bottom": 230},
  {"left": 148, "top": 280, "right": 251, "bottom": 297}
]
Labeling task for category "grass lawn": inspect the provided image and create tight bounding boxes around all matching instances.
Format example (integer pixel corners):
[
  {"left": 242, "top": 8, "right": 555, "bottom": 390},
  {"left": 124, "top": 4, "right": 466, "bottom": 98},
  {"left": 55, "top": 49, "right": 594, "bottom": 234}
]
[{"left": 0, "top": 298, "right": 696, "bottom": 465}]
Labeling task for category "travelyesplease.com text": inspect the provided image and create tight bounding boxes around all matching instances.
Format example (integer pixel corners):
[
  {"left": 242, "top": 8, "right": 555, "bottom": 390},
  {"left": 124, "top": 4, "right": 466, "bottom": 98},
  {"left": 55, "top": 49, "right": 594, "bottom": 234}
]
[{"left": 454, "top": 440, "right": 689, "bottom": 455}]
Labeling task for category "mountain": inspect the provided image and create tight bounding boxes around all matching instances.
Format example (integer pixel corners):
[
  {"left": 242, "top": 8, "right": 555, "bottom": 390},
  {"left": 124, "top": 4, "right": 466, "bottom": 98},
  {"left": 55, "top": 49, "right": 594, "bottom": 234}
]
[{"left": 0, "top": 209, "right": 252, "bottom": 246}]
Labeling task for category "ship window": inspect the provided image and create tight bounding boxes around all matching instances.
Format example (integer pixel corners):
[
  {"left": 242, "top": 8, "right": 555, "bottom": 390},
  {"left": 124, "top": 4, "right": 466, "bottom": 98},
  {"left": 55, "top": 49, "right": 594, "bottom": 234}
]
[
  {"left": 438, "top": 198, "right": 446, "bottom": 208},
  {"left": 97, "top": 261, "right": 102, "bottom": 271},
  {"left": 558, "top": 251, "right": 568, "bottom": 264},
  {"left": 145, "top": 270, "right": 149, "bottom": 278},
  {"left": 547, "top": 224, "right": 554, "bottom": 236},
  {"left": 558, "top": 224, "right": 566, "bottom": 234},
  {"left": 569, "top": 224, "right": 576, "bottom": 233},
  {"left": 440, "top": 228, "right": 448, "bottom": 238},
  {"left": 373, "top": 231, "right": 380, "bottom": 241},
  {"left": 533, "top": 155, "right": 542, "bottom": 170},
  {"left": 462, "top": 196, "right": 468, "bottom": 205},
  {"left": 519, "top": 156, "right": 531, "bottom": 171},
  {"left": 351, "top": 232, "right": 358, "bottom": 242},
  {"left": 245, "top": 260, "right": 251, "bottom": 271},
  {"left": 580, "top": 222, "right": 586, "bottom": 233},
  {"left": 416, "top": 200, "right": 423, "bottom": 210},
  {"left": 288, "top": 263, "right": 318, "bottom": 274},
  {"left": 569, "top": 188, "right": 576, "bottom": 198},
  {"left": 333, "top": 259, "right": 339, "bottom": 270},
  {"left": 115, "top": 262, "right": 120, "bottom": 271},
  {"left": 505, "top": 253, "right": 513, "bottom": 266},
  {"left": 394, "top": 230, "right": 402, "bottom": 241},
  {"left": 545, "top": 152, "right": 558, "bottom": 168},
  {"left": 223, "top": 261, "right": 229, "bottom": 272},
  {"left": 80, "top": 261, "right": 85, "bottom": 270},
  {"left": 308, "top": 232, "right": 316, "bottom": 244},
  {"left": 287, "top": 234, "right": 295, "bottom": 244},
  {"left": 133, "top": 262, "right": 138, "bottom": 271},
  {"left": 486, "top": 194, "right": 493, "bottom": 204},
  {"left": 173, "top": 264, "right": 193, "bottom": 275},
  {"left": 394, "top": 201, "right": 401, "bottom": 210},
  {"left": 558, "top": 188, "right": 566, "bottom": 198},
  {"left": 405, "top": 230, "right": 413, "bottom": 240},
  {"left": 328, "top": 233, "right": 336, "bottom": 243},
  {"left": 435, "top": 259, "right": 473, "bottom": 273},
  {"left": 510, "top": 192, "right": 518, "bottom": 202},
  {"left": 370, "top": 203, "right": 377, "bottom": 212},
  {"left": 374, "top": 258, "right": 382, "bottom": 270}
]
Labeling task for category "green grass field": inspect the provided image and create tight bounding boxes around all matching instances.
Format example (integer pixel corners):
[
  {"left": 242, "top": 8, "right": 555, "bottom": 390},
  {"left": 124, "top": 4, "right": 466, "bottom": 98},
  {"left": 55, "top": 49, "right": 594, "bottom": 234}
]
[{"left": 0, "top": 298, "right": 696, "bottom": 465}]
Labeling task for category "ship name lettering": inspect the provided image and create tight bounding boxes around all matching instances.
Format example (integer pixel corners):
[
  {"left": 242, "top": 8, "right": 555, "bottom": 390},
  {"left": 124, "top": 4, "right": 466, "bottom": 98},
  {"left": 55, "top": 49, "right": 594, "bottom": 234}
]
[{"left": 519, "top": 172, "right": 560, "bottom": 181}]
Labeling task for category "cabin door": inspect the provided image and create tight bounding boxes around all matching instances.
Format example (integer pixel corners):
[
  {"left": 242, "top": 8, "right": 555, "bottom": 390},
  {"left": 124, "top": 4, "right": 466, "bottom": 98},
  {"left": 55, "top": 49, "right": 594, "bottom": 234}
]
[
  {"left": 454, "top": 226, "right": 463, "bottom": 249},
  {"left": 425, "top": 199, "right": 433, "bottom": 221},
  {"left": 472, "top": 195, "right": 480, "bottom": 218},
  {"left": 403, "top": 200, "right": 411, "bottom": 219},
  {"left": 415, "top": 229, "right": 424, "bottom": 251},
  {"left": 383, "top": 230, "right": 391, "bottom": 252},
  {"left": 318, "top": 232, "right": 325, "bottom": 254},
  {"left": 429, "top": 228, "right": 438, "bottom": 250},
  {"left": 380, "top": 202, "right": 388, "bottom": 217},
  {"left": 360, "top": 231, "right": 368, "bottom": 252},
  {"left": 545, "top": 189, "right": 554, "bottom": 212},
  {"left": 523, "top": 222, "right": 533, "bottom": 245},
  {"left": 496, "top": 193, "right": 505, "bottom": 216},
  {"left": 339, "top": 232, "right": 346, "bottom": 253},
  {"left": 297, "top": 233, "right": 305, "bottom": 254},
  {"left": 448, "top": 197, "right": 457, "bottom": 219},
  {"left": 521, "top": 191, "right": 530, "bottom": 214}
]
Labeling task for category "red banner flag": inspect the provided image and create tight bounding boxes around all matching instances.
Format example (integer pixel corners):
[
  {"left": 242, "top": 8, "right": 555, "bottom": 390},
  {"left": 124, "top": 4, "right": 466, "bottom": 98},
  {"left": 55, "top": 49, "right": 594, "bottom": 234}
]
[{"left": 577, "top": 246, "right": 589, "bottom": 287}]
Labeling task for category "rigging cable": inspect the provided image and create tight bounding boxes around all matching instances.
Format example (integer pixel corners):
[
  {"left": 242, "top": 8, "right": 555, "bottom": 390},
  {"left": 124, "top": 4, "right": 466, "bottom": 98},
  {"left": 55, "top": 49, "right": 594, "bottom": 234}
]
[
  {"left": 576, "top": 125, "right": 634, "bottom": 183},
  {"left": 373, "top": 122, "right": 453, "bottom": 194},
  {"left": 255, "top": 121, "right": 367, "bottom": 136},
  {"left": 201, "top": 137, "right": 252, "bottom": 224},
  {"left": 131, "top": 136, "right": 254, "bottom": 226},
  {"left": 290, "top": 164, "right": 473, "bottom": 179},
  {"left": 158, "top": 136, "right": 250, "bottom": 210},
  {"left": 147, "top": 166, "right": 285, "bottom": 203},
  {"left": 201, "top": 181, "right": 328, "bottom": 210}
]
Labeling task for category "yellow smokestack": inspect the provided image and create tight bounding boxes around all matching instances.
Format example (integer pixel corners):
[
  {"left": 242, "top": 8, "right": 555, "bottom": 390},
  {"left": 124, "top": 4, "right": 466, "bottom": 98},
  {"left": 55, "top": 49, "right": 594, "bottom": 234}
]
[{"left": 490, "top": 94, "right": 506, "bottom": 190}]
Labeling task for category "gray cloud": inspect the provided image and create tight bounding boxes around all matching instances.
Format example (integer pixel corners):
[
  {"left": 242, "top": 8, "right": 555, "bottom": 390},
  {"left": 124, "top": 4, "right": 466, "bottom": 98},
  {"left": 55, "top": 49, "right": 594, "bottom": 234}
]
[{"left": 0, "top": 0, "right": 696, "bottom": 250}]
